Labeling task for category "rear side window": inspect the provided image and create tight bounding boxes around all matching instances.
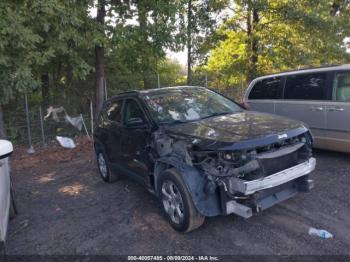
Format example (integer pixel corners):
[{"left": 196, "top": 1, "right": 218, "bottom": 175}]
[
  {"left": 248, "top": 77, "right": 282, "bottom": 99},
  {"left": 333, "top": 72, "right": 350, "bottom": 102},
  {"left": 284, "top": 73, "right": 327, "bottom": 100},
  {"left": 106, "top": 100, "right": 123, "bottom": 122}
]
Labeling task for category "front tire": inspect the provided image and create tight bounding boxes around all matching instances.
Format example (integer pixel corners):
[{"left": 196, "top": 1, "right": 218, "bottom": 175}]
[
  {"left": 158, "top": 168, "right": 205, "bottom": 233},
  {"left": 96, "top": 148, "right": 119, "bottom": 183}
]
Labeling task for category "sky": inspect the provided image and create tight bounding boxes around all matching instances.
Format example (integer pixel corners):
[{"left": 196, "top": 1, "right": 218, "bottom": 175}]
[{"left": 167, "top": 50, "right": 187, "bottom": 66}]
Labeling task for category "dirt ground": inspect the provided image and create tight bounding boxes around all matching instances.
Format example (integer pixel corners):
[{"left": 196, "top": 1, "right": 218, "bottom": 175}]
[{"left": 6, "top": 138, "right": 350, "bottom": 255}]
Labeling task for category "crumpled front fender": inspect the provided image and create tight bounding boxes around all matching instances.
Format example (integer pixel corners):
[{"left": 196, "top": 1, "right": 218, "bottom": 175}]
[{"left": 154, "top": 156, "right": 221, "bottom": 217}]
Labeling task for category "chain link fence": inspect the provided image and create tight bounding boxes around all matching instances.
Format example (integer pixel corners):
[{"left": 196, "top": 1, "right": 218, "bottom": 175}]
[
  {"left": 5, "top": 97, "right": 93, "bottom": 152},
  {"left": 4, "top": 69, "right": 245, "bottom": 152}
]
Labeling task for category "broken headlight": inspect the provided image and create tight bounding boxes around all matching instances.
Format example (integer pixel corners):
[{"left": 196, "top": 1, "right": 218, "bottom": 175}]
[
  {"left": 218, "top": 150, "right": 256, "bottom": 163},
  {"left": 194, "top": 149, "right": 259, "bottom": 178}
]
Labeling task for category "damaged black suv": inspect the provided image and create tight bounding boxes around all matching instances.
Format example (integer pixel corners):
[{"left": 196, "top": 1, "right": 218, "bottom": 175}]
[{"left": 94, "top": 86, "right": 315, "bottom": 232}]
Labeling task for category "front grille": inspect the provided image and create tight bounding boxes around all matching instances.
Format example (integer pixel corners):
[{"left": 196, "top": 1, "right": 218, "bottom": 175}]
[
  {"left": 259, "top": 150, "right": 299, "bottom": 176},
  {"left": 256, "top": 134, "right": 312, "bottom": 177}
]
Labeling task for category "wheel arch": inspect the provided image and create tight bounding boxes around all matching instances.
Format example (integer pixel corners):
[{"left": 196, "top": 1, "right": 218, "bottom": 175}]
[{"left": 154, "top": 156, "right": 222, "bottom": 217}]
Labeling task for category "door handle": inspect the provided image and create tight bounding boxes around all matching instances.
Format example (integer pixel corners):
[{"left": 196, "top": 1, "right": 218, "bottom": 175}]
[
  {"left": 328, "top": 107, "right": 344, "bottom": 112},
  {"left": 310, "top": 106, "right": 324, "bottom": 111}
]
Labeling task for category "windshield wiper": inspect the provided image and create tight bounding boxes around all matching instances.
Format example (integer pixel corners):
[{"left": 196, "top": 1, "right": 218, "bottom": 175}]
[
  {"left": 161, "top": 119, "right": 188, "bottom": 125},
  {"left": 201, "top": 112, "right": 233, "bottom": 120}
]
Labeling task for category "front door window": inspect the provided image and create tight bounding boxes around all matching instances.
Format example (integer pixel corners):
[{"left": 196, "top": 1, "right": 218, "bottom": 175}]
[
  {"left": 333, "top": 72, "right": 350, "bottom": 101},
  {"left": 123, "top": 99, "right": 146, "bottom": 124}
]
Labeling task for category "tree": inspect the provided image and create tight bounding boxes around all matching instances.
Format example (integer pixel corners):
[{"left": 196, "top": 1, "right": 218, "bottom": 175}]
[
  {"left": 106, "top": 0, "right": 182, "bottom": 90},
  {"left": 30, "top": 0, "right": 93, "bottom": 106},
  {"left": 183, "top": 0, "right": 228, "bottom": 84},
  {"left": 0, "top": 0, "right": 41, "bottom": 138},
  {"left": 187, "top": 0, "right": 193, "bottom": 84},
  {"left": 206, "top": 0, "right": 350, "bottom": 97},
  {"left": 0, "top": 0, "right": 94, "bottom": 138},
  {"left": 94, "top": 0, "right": 107, "bottom": 116}
]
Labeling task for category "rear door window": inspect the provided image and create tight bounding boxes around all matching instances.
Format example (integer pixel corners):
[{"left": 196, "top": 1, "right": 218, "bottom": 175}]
[
  {"left": 106, "top": 100, "right": 123, "bottom": 123},
  {"left": 284, "top": 73, "right": 327, "bottom": 100},
  {"left": 333, "top": 72, "right": 350, "bottom": 102},
  {"left": 248, "top": 77, "right": 282, "bottom": 99}
]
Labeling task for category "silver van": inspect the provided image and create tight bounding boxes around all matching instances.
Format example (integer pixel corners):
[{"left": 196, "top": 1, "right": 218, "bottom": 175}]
[{"left": 244, "top": 64, "right": 350, "bottom": 153}]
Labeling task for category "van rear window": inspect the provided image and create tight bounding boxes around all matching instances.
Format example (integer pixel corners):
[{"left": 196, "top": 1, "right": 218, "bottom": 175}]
[
  {"left": 284, "top": 73, "right": 327, "bottom": 100},
  {"left": 248, "top": 77, "right": 282, "bottom": 100}
]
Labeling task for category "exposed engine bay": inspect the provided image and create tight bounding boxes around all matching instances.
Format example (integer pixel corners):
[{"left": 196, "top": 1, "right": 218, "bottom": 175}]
[{"left": 154, "top": 129, "right": 312, "bottom": 180}]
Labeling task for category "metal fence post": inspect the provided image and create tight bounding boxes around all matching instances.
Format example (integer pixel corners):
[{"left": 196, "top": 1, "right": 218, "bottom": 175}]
[
  {"left": 25, "top": 94, "right": 35, "bottom": 154},
  {"left": 39, "top": 106, "right": 47, "bottom": 147},
  {"left": 90, "top": 99, "right": 94, "bottom": 135},
  {"left": 157, "top": 72, "right": 160, "bottom": 88},
  {"left": 81, "top": 114, "right": 90, "bottom": 139}
]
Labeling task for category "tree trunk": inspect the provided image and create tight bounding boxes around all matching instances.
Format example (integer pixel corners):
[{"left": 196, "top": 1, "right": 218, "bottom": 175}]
[
  {"left": 137, "top": 1, "right": 152, "bottom": 89},
  {"left": 246, "top": 3, "right": 259, "bottom": 82},
  {"left": 41, "top": 73, "right": 49, "bottom": 107},
  {"left": 251, "top": 8, "right": 259, "bottom": 76},
  {"left": 143, "top": 74, "right": 152, "bottom": 90},
  {"left": 0, "top": 104, "right": 6, "bottom": 139},
  {"left": 187, "top": 0, "right": 192, "bottom": 85},
  {"left": 95, "top": 0, "right": 106, "bottom": 117}
]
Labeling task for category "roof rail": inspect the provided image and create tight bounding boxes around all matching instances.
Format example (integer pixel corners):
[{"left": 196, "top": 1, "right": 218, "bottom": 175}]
[
  {"left": 266, "top": 64, "right": 342, "bottom": 75},
  {"left": 103, "top": 90, "right": 139, "bottom": 103},
  {"left": 116, "top": 90, "right": 139, "bottom": 95}
]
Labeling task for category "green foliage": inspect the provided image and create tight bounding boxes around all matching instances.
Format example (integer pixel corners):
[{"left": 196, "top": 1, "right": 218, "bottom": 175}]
[
  {"left": 1, "top": 0, "right": 350, "bottom": 139},
  {"left": 113, "top": 0, "right": 183, "bottom": 88},
  {"left": 0, "top": 0, "right": 95, "bottom": 105},
  {"left": 206, "top": 0, "right": 350, "bottom": 98},
  {"left": 182, "top": 0, "right": 229, "bottom": 65},
  {"left": 0, "top": 0, "right": 41, "bottom": 103}
]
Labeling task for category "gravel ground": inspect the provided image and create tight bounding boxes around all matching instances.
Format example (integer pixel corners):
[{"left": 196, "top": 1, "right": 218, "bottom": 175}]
[{"left": 6, "top": 141, "right": 350, "bottom": 255}]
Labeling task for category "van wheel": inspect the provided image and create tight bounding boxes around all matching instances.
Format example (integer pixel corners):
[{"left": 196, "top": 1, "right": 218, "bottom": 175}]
[
  {"left": 158, "top": 168, "right": 205, "bottom": 233},
  {"left": 96, "top": 148, "right": 119, "bottom": 183},
  {"left": 9, "top": 181, "right": 17, "bottom": 219}
]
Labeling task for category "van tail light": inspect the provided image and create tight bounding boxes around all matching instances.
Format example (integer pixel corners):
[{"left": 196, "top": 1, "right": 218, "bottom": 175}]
[{"left": 239, "top": 100, "right": 250, "bottom": 110}]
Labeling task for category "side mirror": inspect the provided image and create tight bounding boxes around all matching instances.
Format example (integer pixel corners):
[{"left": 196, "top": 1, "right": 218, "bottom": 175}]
[
  {"left": 126, "top": 117, "right": 147, "bottom": 128},
  {"left": 239, "top": 100, "right": 250, "bottom": 110},
  {"left": 0, "top": 140, "right": 13, "bottom": 160}
]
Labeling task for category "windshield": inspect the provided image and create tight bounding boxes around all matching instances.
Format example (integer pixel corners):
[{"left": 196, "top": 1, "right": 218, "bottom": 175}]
[{"left": 142, "top": 87, "right": 243, "bottom": 124}]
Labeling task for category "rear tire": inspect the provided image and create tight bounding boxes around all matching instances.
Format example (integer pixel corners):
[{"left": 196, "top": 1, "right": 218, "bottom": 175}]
[
  {"left": 158, "top": 168, "right": 205, "bottom": 233},
  {"left": 95, "top": 147, "right": 119, "bottom": 183}
]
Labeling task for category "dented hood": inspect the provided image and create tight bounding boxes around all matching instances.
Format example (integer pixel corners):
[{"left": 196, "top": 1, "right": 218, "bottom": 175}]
[{"left": 164, "top": 111, "right": 308, "bottom": 150}]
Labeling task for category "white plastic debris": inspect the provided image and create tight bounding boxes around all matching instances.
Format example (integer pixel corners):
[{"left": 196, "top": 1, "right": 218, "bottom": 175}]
[
  {"left": 56, "top": 136, "right": 76, "bottom": 149},
  {"left": 65, "top": 115, "right": 83, "bottom": 131},
  {"left": 44, "top": 106, "right": 65, "bottom": 122},
  {"left": 308, "top": 227, "right": 333, "bottom": 239},
  {"left": 45, "top": 106, "right": 90, "bottom": 137}
]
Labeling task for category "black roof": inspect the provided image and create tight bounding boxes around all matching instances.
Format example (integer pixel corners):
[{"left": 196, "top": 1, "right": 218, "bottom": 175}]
[{"left": 107, "top": 86, "right": 206, "bottom": 101}]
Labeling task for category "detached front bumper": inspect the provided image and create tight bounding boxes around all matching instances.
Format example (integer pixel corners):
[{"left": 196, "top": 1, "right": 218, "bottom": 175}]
[
  {"left": 223, "top": 158, "right": 316, "bottom": 218},
  {"left": 226, "top": 157, "right": 316, "bottom": 195}
]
